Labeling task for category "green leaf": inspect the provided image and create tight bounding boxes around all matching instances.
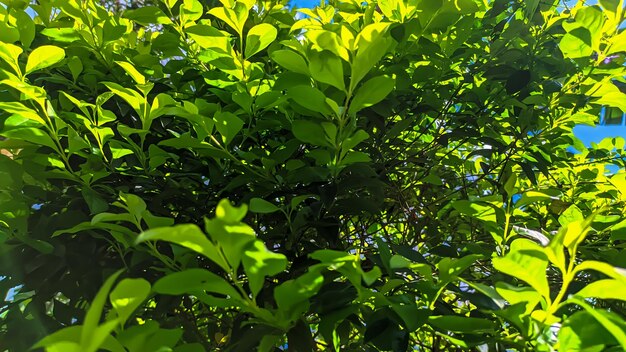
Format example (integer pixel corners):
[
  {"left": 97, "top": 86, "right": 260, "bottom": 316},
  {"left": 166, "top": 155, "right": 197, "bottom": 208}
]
[
  {"left": 136, "top": 225, "right": 229, "bottom": 271},
  {"left": 511, "top": 226, "right": 550, "bottom": 246},
  {"left": 214, "top": 198, "right": 248, "bottom": 224},
  {"left": 599, "top": 0, "right": 620, "bottom": 15},
  {"left": 524, "top": 0, "right": 540, "bottom": 19},
  {"left": 245, "top": 23, "right": 277, "bottom": 58},
  {"left": 1, "top": 79, "right": 47, "bottom": 103},
  {"left": 180, "top": 0, "right": 203, "bottom": 24},
  {"left": 14, "top": 10, "right": 35, "bottom": 48},
  {"left": 0, "top": 102, "right": 46, "bottom": 125},
  {"left": 109, "top": 278, "right": 151, "bottom": 326},
  {"left": 574, "top": 260, "right": 626, "bottom": 282},
  {"left": 391, "top": 304, "right": 428, "bottom": 332},
  {"left": 115, "top": 61, "right": 146, "bottom": 85},
  {"left": 308, "top": 50, "right": 345, "bottom": 91},
  {"left": 119, "top": 193, "right": 147, "bottom": 224},
  {"left": 123, "top": 6, "right": 172, "bottom": 25},
  {"left": 559, "top": 28, "right": 593, "bottom": 59},
  {"left": 242, "top": 240, "right": 287, "bottom": 297},
  {"left": 214, "top": 111, "right": 244, "bottom": 146},
  {"left": 575, "top": 279, "right": 626, "bottom": 301},
  {"left": 515, "top": 190, "right": 559, "bottom": 208},
  {"left": 68, "top": 56, "right": 83, "bottom": 81},
  {"left": 204, "top": 228, "right": 254, "bottom": 274},
  {"left": 340, "top": 130, "right": 369, "bottom": 156},
  {"left": 249, "top": 198, "right": 280, "bottom": 213},
  {"left": 34, "top": 326, "right": 125, "bottom": 352},
  {"left": 348, "top": 75, "right": 395, "bottom": 115},
  {"left": 271, "top": 50, "right": 309, "bottom": 75},
  {"left": 560, "top": 6, "right": 604, "bottom": 59},
  {"left": 208, "top": 5, "right": 247, "bottom": 37},
  {"left": 186, "top": 24, "right": 230, "bottom": 50},
  {"left": 25, "top": 45, "right": 65, "bottom": 74},
  {"left": 0, "top": 42, "right": 23, "bottom": 76},
  {"left": 561, "top": 220, "right": 592, "bottom": 250},
  {"left": 288, "top": 85, "right": 334, "bottom": 116},
  {"left": 558, "top": 310, "right": 618, "bottom": 351},
  {"left": 492, "top": 239, "right": 550, "bottom": 299},
  {"left": 452, "top": 200, "right": 497, "bottom": 226},
  {"left": 80, "top": 270, "right": 123, "bottom": 349},
  {"left": 607, "top": 30, "right": 626, "bottom": 55},
  {"left": 83, "top": 320, "right": 120, "bottom": 352},
  {"left": 389, "top": 254, "right": 411, "bottom": 269},
  {"left": 351, "top": 23, "right": 393, "bottom": 89},
  {"left": 495, "top": 282, "right": 542, "bottom": 314},
  {"left": 558, "top": 212, "right": 596, "bottom": 251},
  {"left": 292, "top": 120, "right": 333, "bottom": 147},
  {"left": 153, "top": 268, "right": 240, "bottom": 298},
  {"left": 102, "top": 82, "right": 145, "bottom": 116},
  {"left": 364, "top": 315, "right": 409, "bottom": 351},
  {"left": 34, "top": 326, "right": 83, "bottom": 351},
  {"left": 558, "top": 205, "right": 583, "bottom": 226},
  {"left": 567, "top": 297, "right": 626, "bottom": 350},
  {"left": 305, "top": 30, "right": 349, "bottom": 61}
]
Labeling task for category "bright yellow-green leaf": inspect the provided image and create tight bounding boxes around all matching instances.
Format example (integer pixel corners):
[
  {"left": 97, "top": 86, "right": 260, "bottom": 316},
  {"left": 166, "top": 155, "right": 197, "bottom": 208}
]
[
  {"left": 25, "top": 45, "right": 65, "bottom": 74},
  {"left": 495, "top": 282, "right": 543, "bottom": 314},
  {"left": 305, "top": 30, "right": 350, "bottom": 62},
  {"left": 492, "top": 239, "right": 551, "bottom": 300},
  {"left": 0, "top": 102, "right": 46, "bottom": 125},
  {"left": 575, "top": 279, "right": 626, "bottom": 301},
  {"left": 245, "top": 23, "right": 277, "bottom": 58},
  {"left": 575, "top": 260, "right": 626, "bottom": 282},
  {"left": 351, "top": 23, "right": 393, "bottom": 88},
  {"left": 308, "top": 50, "right": 345, "bottom": 91},
  {"left": 242, "top": 240, "right": 287, "bottom": 297},
  {"left": 186, "top": 24, "right": 231, "bottom": 50},
  {"left": 153, "top": 268, "right": 240, "bottom": 298},
  {"left": 209, "top": 5, "right": 247, "bottom": 37},
  {"left": 14, "top": 9, "right": 35, "bottom": 48},
  {"left": 180, "top": 0, "right": 203, "bottom": 24},
  {"left": 0, "top": 42, "right": 23, "bottom": 76},
  {"left": 136, "top": 224, "right": 229, "bottom": 271},
  {"left": 115, "top": 61, "right": 146, "bottom": 85}
]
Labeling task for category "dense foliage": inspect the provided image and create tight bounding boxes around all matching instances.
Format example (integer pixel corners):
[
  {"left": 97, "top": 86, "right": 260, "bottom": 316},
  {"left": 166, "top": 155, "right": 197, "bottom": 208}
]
[{"left": 1, "top": 0, "right": 626, "bottom": 350}]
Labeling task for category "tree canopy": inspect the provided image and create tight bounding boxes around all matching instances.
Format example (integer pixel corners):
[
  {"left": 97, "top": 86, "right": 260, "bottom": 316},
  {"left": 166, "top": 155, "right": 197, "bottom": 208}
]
[{"left": 1, "top": 0, "right": 626, "bottom": 350}]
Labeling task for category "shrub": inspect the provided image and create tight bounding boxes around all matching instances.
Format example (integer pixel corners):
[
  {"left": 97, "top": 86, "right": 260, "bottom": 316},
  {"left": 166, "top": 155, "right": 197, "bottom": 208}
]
[{"left": 1, "top": 0, "right": 626, "bottom": 350}]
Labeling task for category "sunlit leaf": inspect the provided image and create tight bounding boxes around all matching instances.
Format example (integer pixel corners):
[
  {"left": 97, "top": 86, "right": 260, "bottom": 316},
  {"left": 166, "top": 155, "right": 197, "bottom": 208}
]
[
  {"left": 136, "top": 225, "right": 229, "bottom": 271},
  {"left": 109, "top": 278, "right": 151, "bottom": 325},
  {"left": 245, "top": 23, "right": 277, "bottom": 58},
  {"left": 492, "top": 239, "right": 551, "bottom": 299},
  {"left": 153, "top": 268, "right": 240, "bottom": 298},
  {"left": 25, "top": 45, "right": 65, "bottom": 74},
  {"left": 115, "top": 61, "right": 146, "bottom": 85}
]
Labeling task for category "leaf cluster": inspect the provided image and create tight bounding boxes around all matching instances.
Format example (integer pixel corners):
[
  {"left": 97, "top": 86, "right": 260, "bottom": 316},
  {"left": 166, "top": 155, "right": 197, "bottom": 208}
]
[{"left": 1, "top": 0, "right": 626, "bottom": 351}]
